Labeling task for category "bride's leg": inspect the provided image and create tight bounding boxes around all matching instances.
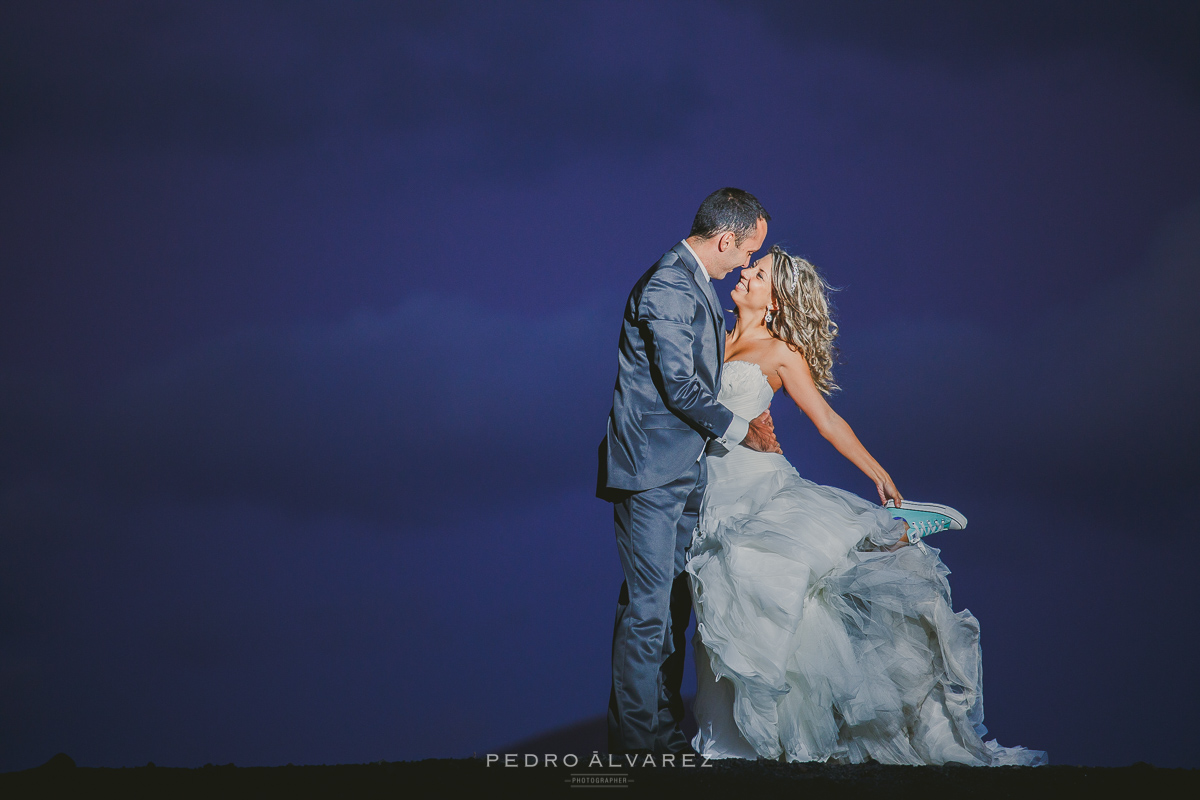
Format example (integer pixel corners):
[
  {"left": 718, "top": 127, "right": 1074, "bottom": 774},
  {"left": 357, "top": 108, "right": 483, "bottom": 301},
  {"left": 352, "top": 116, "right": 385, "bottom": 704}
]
[{"left": 885, "top": 522, "right": 912, "bottom": 551}]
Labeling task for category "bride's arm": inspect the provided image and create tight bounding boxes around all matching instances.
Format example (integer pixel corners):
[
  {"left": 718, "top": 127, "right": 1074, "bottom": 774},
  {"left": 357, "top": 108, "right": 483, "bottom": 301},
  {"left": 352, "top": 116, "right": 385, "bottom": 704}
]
[{"left": 775, "top": 348, "right": 903, "bottom": 507}]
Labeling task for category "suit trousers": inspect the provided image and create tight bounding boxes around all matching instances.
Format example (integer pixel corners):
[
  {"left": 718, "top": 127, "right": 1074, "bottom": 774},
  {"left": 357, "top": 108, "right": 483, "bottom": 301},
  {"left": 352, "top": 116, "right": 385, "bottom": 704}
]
[{"left": 608, "top": 457, "right": 705, "bottom": 753}]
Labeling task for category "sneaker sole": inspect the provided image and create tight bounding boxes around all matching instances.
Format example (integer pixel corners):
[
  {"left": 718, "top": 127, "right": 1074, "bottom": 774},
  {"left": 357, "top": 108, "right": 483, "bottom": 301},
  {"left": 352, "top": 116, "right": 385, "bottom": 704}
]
[{"left": 884, "top": 500, "right": 967, "bottom": 530}]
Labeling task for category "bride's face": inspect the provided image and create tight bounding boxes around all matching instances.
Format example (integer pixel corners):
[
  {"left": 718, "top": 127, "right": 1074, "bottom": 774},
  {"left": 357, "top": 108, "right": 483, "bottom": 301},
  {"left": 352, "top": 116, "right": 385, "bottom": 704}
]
[{"left": 732, "top": 255, "right": 776, "bottom": 313}]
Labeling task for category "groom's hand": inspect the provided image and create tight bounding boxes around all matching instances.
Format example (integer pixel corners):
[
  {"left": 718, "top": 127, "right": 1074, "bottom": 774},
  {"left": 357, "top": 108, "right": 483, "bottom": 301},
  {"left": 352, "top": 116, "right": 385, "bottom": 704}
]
[{"left": 742, "top": 410, "right": 782, "bottom": 454}]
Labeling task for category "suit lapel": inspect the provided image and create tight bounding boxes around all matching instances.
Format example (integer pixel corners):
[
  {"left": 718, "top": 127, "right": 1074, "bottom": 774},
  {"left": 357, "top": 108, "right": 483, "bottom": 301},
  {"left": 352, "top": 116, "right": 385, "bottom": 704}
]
[
  {"left": 672, "top": 243, "right": 727, "bottom": 371},
  {"left": 698, "top": 266, "right": 726, "bottom": 368}
]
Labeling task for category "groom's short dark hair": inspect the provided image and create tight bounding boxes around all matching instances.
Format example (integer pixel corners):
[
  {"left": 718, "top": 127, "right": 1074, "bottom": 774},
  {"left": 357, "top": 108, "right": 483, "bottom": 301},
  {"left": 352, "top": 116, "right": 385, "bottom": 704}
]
[{"left": 689, "top": 188, "right": 770, "bottom": 245}]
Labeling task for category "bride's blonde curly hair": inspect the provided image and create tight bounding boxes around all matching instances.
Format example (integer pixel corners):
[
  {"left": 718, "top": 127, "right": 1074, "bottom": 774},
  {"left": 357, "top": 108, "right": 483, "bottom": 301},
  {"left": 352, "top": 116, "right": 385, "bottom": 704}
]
[{"left": 766, "top": 245, "right": 840, "bottom": 395}]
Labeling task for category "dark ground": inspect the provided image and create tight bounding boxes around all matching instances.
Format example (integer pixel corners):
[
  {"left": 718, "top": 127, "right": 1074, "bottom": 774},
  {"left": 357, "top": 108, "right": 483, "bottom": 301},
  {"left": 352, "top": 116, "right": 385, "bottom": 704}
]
[{"left": 2, "top": 754, "right": 1196, "bottom": 799}]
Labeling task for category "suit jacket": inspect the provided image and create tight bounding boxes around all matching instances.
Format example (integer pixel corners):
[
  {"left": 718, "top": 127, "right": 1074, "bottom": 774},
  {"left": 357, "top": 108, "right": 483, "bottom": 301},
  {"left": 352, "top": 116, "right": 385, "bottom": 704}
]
[{"left": 598, "top": 242, "right": 735, "bottom": 495}]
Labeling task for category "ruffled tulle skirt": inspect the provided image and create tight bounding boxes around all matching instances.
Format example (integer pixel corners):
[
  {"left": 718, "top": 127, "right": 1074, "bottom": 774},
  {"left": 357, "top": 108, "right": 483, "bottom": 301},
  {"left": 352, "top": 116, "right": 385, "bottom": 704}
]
[{"left": 687, "top": 461, "right": 1046, "bottom": 766}]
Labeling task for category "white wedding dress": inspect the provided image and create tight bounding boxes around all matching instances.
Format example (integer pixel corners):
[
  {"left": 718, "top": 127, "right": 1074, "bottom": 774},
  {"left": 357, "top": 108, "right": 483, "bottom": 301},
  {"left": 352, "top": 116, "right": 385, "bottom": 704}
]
[{"left": 687, "top": 360, "right": 1046, "bottom": 766}]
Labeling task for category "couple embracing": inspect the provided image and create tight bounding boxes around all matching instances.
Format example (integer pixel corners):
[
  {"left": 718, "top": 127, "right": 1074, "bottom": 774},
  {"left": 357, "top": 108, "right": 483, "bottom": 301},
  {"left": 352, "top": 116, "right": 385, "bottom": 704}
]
[{"left": 598, "top": 189, "right": 1045, "bottom": 765}]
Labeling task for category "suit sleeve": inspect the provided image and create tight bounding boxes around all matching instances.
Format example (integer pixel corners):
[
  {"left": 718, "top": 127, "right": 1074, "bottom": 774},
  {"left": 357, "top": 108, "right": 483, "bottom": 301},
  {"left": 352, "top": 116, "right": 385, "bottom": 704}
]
[{"left": 637, "top": 268, "right": 740, "bottom": 439}]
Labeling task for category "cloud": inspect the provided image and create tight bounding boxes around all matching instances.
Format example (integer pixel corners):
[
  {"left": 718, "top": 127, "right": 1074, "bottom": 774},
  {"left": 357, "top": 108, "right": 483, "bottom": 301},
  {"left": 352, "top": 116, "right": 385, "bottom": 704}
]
[
  {"left": 737, "top": 0, "right": 1200, "bottom": 100},
  {"left": 0, "top": 1, "right": 705, "bottom": 165},
  {"left": 3, "top": 201, "right": 1196, "bottom": 534},
  {"left": 3, "top": 296, "right": 618, "bottom": 528},
  {"left": 829, "top": 201, "right": 1200, "bottom": 509}
]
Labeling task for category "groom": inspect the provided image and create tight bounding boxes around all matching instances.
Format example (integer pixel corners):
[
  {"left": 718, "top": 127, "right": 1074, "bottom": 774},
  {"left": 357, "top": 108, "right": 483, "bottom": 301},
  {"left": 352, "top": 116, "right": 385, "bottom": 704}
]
[{"left": 598, "top": 188, "right": 780, "bottom": 754}]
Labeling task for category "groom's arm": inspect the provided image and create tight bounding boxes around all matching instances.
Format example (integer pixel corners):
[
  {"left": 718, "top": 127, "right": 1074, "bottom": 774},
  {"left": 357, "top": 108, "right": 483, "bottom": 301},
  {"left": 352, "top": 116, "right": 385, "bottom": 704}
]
[{"left": 638, "top": 269, "right": 748, "bottom": 444}]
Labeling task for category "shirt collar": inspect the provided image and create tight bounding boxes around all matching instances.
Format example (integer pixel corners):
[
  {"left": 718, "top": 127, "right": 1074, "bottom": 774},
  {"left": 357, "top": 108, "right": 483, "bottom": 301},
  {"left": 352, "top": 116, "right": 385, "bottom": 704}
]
[{"left": 680, "top": 239, "right": 711, "bottom": 282}]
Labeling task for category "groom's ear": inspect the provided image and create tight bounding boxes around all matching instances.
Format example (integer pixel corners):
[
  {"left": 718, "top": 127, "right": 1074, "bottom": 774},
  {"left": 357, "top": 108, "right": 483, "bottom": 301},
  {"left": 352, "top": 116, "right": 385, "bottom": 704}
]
[{"left": 716, "top": 231, "right": 736, "bottom": 252}]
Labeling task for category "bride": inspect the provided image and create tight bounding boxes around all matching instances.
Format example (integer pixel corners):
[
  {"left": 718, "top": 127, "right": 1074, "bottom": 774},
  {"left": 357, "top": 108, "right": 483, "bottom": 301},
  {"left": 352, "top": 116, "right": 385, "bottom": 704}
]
[{"left": 687, "top": 245, "right": 1045, "bottom": 766}]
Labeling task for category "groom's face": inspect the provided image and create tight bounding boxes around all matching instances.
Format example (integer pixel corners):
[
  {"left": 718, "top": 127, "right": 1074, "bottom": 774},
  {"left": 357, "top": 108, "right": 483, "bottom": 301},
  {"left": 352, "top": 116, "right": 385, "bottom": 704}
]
[{"left": 716, "top": 217, "right": 768, "bottom": 278}]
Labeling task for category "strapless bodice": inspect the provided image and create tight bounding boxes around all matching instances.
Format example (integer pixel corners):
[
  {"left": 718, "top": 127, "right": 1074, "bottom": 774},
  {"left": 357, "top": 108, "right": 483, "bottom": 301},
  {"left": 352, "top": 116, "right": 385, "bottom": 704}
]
[
  {"left": 716, "top": 360, "right": 775, "bottom": 420},
  {"left": 706, "top": 360, "right": 786, "bottom": 481}
]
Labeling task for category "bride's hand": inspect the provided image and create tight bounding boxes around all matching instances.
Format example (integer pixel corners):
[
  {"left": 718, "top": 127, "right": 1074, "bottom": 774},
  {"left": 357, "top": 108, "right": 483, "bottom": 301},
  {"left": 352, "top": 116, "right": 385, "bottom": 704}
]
[
  {"left": 743, "top": 410, "right": 782, "bottom": 454},
  {"left": 876, "top": 476, "right": 902, "bottom": 507}
]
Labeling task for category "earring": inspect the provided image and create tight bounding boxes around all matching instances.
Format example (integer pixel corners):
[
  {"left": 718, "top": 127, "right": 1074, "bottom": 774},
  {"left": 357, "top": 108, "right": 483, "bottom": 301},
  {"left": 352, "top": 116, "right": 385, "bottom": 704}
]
[{"left": 764, "top": 310, "right": 774, "bottom": 325}]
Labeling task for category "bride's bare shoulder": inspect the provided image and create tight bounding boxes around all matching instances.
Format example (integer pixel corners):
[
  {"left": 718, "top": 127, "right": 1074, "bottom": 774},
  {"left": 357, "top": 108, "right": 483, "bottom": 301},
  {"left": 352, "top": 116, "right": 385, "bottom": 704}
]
[
  {"left": 749, "top": 337, "right": 791, "bottom": 390},
  {"left": 767, "top": 335, "right": 807, "bottom": 368},
  {"left": 765, "top": 336, "right": 814, "bottom": 390}
]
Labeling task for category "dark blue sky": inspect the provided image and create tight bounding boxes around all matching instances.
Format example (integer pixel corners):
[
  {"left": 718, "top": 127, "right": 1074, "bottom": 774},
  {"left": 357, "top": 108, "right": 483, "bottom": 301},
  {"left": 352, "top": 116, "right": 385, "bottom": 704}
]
[{"left": 2, "top": 0, "right": 1198, "bottom": 770}]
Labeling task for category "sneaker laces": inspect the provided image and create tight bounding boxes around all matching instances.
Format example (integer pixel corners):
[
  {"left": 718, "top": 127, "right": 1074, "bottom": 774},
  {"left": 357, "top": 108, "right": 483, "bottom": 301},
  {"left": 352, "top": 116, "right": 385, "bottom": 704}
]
[{"left": 905, "top": 518, "right": 947, "bottom": 541}]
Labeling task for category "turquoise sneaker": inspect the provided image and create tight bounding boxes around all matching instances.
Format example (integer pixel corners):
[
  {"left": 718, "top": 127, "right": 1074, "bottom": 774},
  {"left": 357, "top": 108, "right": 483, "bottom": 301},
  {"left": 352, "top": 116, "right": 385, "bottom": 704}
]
[{"left": 885, "top": 500, "right": 967, "bottom": 542}]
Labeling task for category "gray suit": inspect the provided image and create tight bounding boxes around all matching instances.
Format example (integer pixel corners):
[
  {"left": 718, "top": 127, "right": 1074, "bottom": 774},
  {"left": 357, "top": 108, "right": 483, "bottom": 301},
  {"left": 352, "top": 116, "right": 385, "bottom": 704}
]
[{"left": 598, "top": 242, "right": 739, "bottom": 753}]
